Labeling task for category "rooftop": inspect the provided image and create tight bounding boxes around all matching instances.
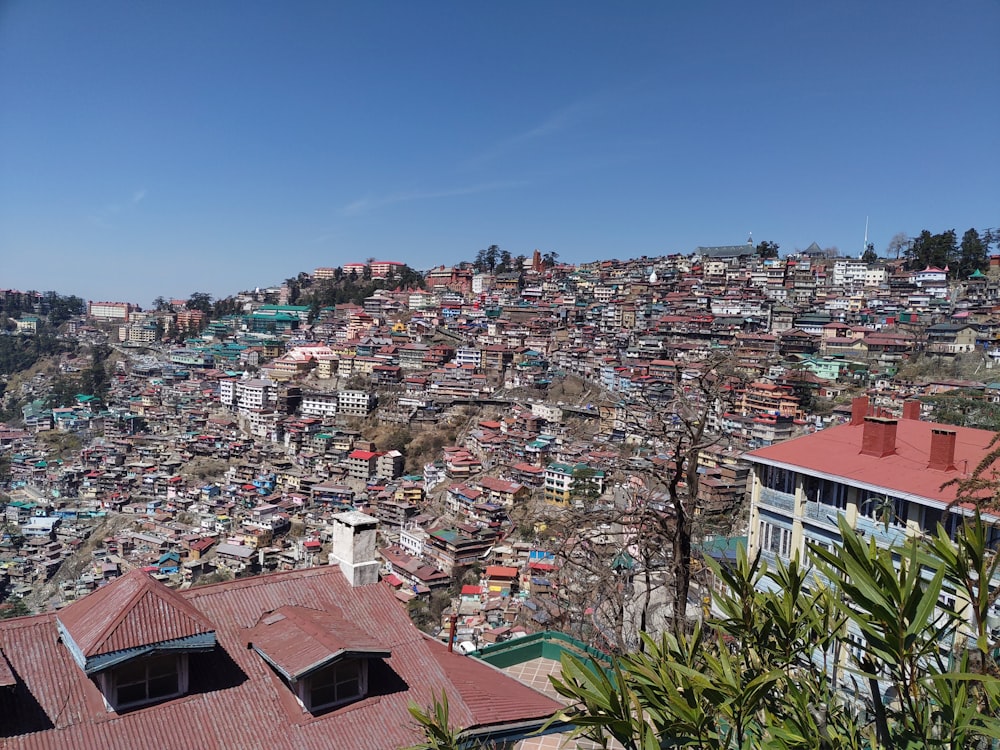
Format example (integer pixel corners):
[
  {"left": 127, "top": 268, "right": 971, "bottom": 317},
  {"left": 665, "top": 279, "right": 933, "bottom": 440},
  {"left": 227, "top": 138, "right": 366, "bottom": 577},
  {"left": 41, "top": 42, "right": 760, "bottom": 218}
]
[{"left": 0, "top": 565, "right": 560, "bottom": 749}]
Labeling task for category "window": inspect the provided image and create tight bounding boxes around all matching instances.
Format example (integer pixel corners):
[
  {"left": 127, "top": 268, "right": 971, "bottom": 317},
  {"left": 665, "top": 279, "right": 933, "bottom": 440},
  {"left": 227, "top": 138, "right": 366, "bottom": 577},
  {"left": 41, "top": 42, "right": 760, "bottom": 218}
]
[
  {"left": 921, "top": 507, "right": 962, "bottom": 540},
  {"left": 861, "top": 493, "right": 908, "bottom": 526},
  {"left": 760, "top": 465, "right": 795, "bottom": 494},
  {"left": 986, "top": 523, "right": 1000, "bottom": 551},
  {"left": 304, "top": 659, "right": 364, "bottom": 712},
  {"left": 802, "top": 476, "right": 848, "bottom": 509},
  {"left": 758, "top": 520, "right": 792, "bottom": 558},
  {"left": 109, "top": 653, "right": 184, "bottom": 709},
  {"left": 847, "top": 632, "right": 866, "bottom": 663}
]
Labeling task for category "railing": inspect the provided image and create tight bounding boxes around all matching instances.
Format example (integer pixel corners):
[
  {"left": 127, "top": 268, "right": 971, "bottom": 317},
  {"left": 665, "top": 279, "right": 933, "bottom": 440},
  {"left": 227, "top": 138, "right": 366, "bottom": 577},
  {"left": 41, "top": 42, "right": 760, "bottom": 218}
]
[
  {"left": 854, "top": 515, "right": 909, "bottom": 547},
  {"left": 803, "top": 501, "right": 844, "bottom": 529},
  {"left": 758, "top": 487, "right": 795, "bottom": 514},
  {"left": 758, "top": 549, "right": 780, "bottom": 567}
]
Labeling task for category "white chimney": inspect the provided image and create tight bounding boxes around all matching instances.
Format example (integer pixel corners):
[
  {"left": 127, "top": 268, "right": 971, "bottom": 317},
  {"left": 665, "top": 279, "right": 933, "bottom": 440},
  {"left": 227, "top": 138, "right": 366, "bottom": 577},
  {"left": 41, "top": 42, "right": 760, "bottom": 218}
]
[{"left": 329, "top": 511, "right": 380, "bottom": 586}]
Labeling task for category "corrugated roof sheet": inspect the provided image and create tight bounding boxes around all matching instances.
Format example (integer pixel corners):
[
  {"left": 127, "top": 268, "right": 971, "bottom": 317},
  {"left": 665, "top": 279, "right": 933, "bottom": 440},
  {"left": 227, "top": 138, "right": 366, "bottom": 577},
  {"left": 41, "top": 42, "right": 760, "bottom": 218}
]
[
  {"left": 56, "top": 570, "right": 215, "bottom": 659},
  {"left": 247, "top": 605, "right": 390, "bottom": 680},
  {"left": 745, "top": 418, "right": 998, "bottom": 508},
  {"left": 1, "top": 565, "right": 560, "bottom": 750},
  {"left": 0, "top": 648, "right": 15, "bottom": 688}
]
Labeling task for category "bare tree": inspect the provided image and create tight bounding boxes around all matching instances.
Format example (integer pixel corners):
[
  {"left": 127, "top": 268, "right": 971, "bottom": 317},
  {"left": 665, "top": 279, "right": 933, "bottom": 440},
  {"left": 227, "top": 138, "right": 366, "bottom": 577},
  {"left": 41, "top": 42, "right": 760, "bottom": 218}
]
[
  {"left": 887, "top": 231, "right": 910, "bottom": 260},
  {"left": 535, "top": 353, "right": 746, "bottom": 649},
  {"left": 627, "top": 355, "right": 743, "bottom": 635}
]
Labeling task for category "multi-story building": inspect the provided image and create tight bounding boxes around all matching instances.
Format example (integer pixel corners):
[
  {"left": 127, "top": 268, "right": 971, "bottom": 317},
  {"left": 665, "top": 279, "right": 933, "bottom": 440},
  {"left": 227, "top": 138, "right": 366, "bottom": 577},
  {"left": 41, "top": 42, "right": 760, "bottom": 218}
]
[
  {"left": 88, "top": 301, "right": 138, "bottom": 323},
  {"left": 175, "top": 308, "right": 206, "bottom": 332},
  {"left": 745, "top": 396, "right": 1000, "bottom": 673},
  {"left": 300, "top": 391, "right": 339, "bottom": 418},
  {"left": 346, "top": 449, "right": 381, "bottom": 480},
  {"left": 544, "top": 462, "right": 605, "bottom": 505},
  {"left": 337, "top": 390, "right": 376, "bottom": 416},
  {"left": 368, "top": 260, "right": 406, "bottom": 279}
]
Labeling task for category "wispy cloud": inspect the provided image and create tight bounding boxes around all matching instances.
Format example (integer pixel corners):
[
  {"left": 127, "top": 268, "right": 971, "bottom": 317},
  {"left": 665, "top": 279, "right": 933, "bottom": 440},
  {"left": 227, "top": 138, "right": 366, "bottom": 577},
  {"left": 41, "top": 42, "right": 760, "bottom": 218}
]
[
  {"left": 461, "top": 93, "right": 614, "bottom": 170},
  {"left": 87, "top": 187, "right": 148, "bottom": 228},
  {"left": 339, "top": 179, "right": 527, "bottom": 217}
]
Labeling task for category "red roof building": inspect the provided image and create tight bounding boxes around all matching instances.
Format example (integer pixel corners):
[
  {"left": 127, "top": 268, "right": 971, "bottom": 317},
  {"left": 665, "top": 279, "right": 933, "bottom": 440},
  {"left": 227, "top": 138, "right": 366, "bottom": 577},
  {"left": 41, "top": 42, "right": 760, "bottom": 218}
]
[
  {"left": 0, "top": 540, "right": 560, "bottom": 748},
  {"left": 745, "top": 396, "right": 1000, "bottom": 576}
]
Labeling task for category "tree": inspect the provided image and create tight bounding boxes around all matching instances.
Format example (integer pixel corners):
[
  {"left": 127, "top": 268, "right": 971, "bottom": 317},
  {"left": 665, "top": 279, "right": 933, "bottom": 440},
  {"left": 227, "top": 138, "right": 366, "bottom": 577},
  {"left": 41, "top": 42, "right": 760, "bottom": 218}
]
[
  {"left": 542, "top": 251, "right": 559, "bottom": 268},
  {"left": 540, "top": 355, "right": 745, "bottom": 650},
  {"left": 485, "top": 245, "right": 500, "bottom": 273},
  {"left": 473, "top": 248, "right": 488, "bottom": 273},
  {"left": 79, "top": 344, "right": 111, "bottom": 400},
  {"left": 496, "top": 249, "right": 513, "bottom": 274},
  {"left": 886, "top": 231, "right": 910, "bottom": 261},
  {"left": 152, "top": 296, "right": 170, "bottom": 312},
  {"left": 860, "top": 242, "right": 878, "bottom": 264},
  {"left": 187, "top": 292, "right": 213, "bottom": 313},
  {"left": 570, "top": 466, "right": 602, "bottom": 506},
  {"left": 756, "top": 241, "right": 780, "bottom": 259},
  {"left": 545, "top": 515, "right": 1000, "bottom": 749},
  {"left": 958, "top": 228, "right": 988, "bottom": 278},
  {"left": 308, "top": 297, "right": 322, "bottom": 324},
  {"left": 905, "top": 229, "right": 958, "bottom": 271}
]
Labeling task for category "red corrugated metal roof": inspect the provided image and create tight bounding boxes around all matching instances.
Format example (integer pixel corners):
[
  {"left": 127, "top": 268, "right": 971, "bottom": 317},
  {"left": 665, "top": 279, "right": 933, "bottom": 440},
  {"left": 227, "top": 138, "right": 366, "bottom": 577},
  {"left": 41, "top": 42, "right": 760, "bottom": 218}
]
[
  {"left": 247, "top": 605, "right": 389, "bottom": 680},
  {"left": 1, "top": 564, "right": 560, "bottom": 749},
  {"left": 485, "top": 566, "right": 519, "bottom": 579},
  {"left": 0, "top": 648, "right": 15, "bottom": 688},
  {"left": 56, "top": 569, "right": 215, "bottom": 658},
  {"left": 746, "top": 418, "right": 1000, "bottom": 510}
]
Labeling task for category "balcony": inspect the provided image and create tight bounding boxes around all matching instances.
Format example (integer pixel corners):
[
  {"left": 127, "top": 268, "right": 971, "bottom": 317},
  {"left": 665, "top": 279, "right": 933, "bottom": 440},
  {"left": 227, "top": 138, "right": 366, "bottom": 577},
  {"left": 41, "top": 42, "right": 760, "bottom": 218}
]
[
  {"left": 758, "top": 549, "right": 780, "bottom": 567},
  {"left": 758, "top": 487, "right": 795, "bottom": 514},
  {"left": 802, "top": 501, "right": 844, "bottom": 530},
  {"left": 854, "top": 516, "right": 909, "bottom": 547}
]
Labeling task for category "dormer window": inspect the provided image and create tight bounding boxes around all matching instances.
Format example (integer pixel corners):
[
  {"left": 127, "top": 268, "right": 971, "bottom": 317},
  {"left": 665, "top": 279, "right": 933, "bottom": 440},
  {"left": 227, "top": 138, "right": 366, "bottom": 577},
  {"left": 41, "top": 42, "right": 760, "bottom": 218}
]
[
  {"left": 247, "top": 605, "right": 389, "bottom": 714},
  {"left": 103, "top": 652, "right": 186, "bottom": 710},
  {"left": 55, "top": 569, "right": 216, "bottom": 712},
  {"left": 300, "top": 656, "right": 363, "bottom": 712}
]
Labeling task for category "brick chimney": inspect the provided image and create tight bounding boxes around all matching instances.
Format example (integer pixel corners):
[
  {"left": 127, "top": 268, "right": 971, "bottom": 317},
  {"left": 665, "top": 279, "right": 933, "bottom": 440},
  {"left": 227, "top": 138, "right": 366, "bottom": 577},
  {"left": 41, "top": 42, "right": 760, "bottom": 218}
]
[
  {"left": 901, "top": 399, "right": 921, "bottom": 421},
  {"left": 861, "top": 416, "right": 897, "bottom": 458},
  {"left": 850, "top": 396, "right": 869, "bottom": 426},
  {"left": 928, "top": 428, "right": 957, "bottom": 471}
]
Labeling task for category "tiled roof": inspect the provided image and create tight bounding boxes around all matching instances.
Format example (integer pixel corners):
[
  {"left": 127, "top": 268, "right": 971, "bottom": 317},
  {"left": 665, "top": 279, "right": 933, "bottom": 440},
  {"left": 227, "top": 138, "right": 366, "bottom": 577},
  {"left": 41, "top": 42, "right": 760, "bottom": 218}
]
[{"left": 0, "top": 565, "right": 560, "bottom": 749}]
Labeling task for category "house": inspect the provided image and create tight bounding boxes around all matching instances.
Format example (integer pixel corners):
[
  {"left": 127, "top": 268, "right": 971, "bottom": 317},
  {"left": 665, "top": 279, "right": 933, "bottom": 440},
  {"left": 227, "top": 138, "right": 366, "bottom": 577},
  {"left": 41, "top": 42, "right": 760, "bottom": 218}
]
[
  {"left": 925, "top": 323, "right": 979, "bottom": 355},
  {"left": 346, "top": 449, "right": 381, "bottom": 480},
  {"left": 484, "top": 565, "right": 520, "bottom": 596},
  {"left": 477, "top": 476, "right": 530, "bottom": 507},
  {"left": 0, "top": 512, "right": 562, "bottom": 748},
  {"left": 543, "top": 462, "right": 605, "bottom": 505}
]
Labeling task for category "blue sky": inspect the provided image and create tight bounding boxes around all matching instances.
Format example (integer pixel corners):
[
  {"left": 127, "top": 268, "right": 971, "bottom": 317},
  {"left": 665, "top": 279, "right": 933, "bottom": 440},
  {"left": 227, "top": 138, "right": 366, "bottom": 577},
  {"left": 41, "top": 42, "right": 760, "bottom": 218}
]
[{"left": 1, "top": 1, "right": 998, "bottom": 306}]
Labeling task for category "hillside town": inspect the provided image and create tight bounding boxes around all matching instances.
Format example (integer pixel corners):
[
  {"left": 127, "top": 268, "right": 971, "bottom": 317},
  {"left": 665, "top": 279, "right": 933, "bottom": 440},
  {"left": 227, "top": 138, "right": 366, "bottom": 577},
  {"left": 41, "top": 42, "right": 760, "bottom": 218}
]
[{"left": 2, "top": 241, "right": 999, "bottom": 642}]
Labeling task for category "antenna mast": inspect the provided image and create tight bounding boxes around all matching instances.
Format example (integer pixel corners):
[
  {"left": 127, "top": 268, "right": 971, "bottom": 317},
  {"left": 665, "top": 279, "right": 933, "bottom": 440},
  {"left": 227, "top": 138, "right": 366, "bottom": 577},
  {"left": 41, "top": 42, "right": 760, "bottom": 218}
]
[{"left": 862, "top": 216, "right": 869, "bottom": 258}]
